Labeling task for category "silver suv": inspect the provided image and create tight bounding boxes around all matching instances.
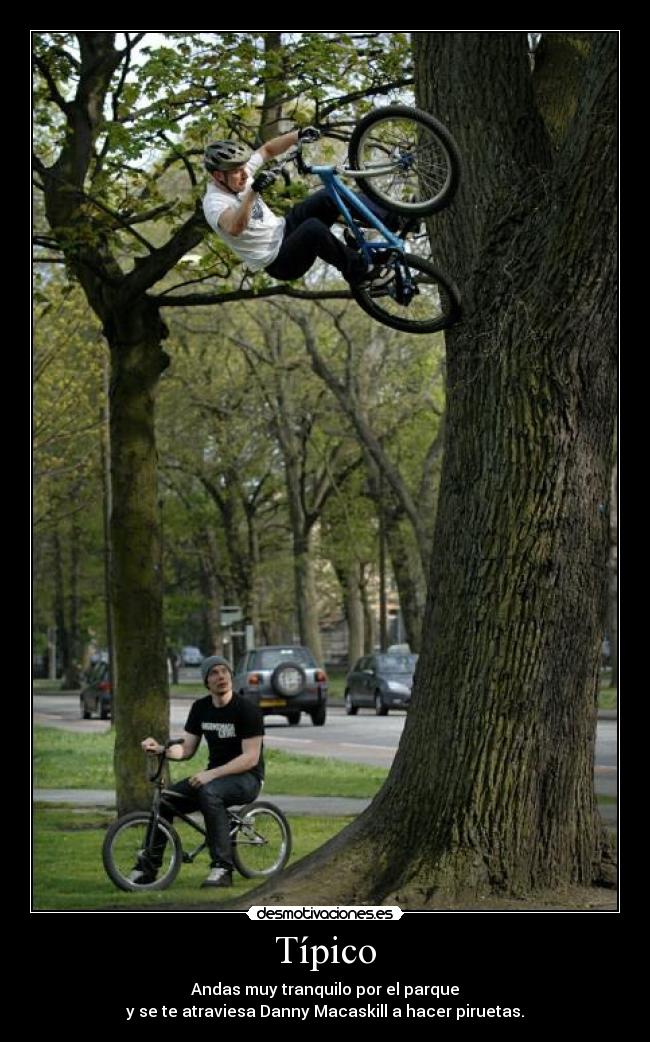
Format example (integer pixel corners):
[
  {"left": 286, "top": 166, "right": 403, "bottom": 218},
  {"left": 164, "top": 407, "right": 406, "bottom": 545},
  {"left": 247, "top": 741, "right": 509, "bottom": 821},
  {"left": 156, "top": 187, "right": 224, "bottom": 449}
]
[{"left": 232, "top": 646, "right": 328, "bottom": 726}]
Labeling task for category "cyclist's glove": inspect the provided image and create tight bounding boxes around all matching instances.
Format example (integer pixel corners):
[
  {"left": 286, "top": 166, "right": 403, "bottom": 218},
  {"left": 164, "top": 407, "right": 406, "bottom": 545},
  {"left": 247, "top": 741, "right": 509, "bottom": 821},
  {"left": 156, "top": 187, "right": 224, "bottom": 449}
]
[
  {"left": 298, "top": 126, "right": 321, "bottom": 143},
  {"left": 251, "top": 170, "right": 277, "bottom": 193}
]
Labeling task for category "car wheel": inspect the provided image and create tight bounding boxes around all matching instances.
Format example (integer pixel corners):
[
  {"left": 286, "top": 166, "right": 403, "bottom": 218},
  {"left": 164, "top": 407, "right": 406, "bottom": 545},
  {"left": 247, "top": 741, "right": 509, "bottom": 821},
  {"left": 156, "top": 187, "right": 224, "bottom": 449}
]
[
  {"left": 286, "top": 711, "right": 301, "bottom": 726},
  {"left": 100, "top": 703, "right": 110, "bottom": 721},
  {"left": 375, "top": 692, "right": 388, "bottom": 716},
  {"left": 310, "top": 705, "right": 327, "bottom": 726},
  {"left": 344, "top": 691, "right": 358, "bottom": 716},
  {"left": 81, "top": 704, "right": 91, "bottom": 720}
]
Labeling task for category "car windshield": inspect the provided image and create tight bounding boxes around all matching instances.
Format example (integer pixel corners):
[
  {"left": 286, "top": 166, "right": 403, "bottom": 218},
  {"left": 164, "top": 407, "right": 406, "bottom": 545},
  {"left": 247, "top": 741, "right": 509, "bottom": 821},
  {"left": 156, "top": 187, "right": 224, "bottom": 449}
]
[
  {"left": 256, "top": 648, "right": 315, "bottom": 669},
  {"left": 376, "top": 654, "right": 417, "bottom": 673}
]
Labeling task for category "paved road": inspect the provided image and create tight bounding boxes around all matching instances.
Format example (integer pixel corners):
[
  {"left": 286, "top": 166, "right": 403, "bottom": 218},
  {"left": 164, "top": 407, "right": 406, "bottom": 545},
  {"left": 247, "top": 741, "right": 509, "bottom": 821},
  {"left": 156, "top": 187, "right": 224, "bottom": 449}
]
[{"left": 33, "top": 694, "right": 617, "bottom": 799}]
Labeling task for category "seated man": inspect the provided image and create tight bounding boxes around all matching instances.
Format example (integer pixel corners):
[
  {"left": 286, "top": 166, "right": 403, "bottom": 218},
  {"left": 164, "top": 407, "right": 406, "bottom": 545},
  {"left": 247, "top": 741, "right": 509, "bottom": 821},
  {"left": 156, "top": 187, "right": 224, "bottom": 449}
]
[
  {"left": 137, "top": 655, "right": 264, "bottom": 889},
  {"left": 202, "top": 128, "right": 399, "bottom": 286}
]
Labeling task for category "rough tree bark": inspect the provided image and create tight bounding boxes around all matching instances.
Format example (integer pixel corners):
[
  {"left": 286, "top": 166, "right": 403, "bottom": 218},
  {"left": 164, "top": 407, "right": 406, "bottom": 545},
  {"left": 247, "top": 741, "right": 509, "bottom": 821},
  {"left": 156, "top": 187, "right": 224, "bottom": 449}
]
[
  {"left": 106, "top": 297, "right": 172, "bottom": 812},
  {"left": 225, "top": 31, "right": 617, "bottom": 907},
  {"left": 607, "top": 456, "right": 618, "bottom": 684}
]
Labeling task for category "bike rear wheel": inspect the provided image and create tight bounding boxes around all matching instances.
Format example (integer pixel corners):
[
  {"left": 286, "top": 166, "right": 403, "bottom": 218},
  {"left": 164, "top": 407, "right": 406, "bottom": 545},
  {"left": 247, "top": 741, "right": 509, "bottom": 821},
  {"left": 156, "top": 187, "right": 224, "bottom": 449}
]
[
  {"left": 102, "top": 811, "right": 183, "bottom": 892},
  {"left": 348, "top": 105, "right": 461, "bottom": 216},
  {"left": 351, "top": 253, "right": 461, "bottom": 334},
  {"left": 232, "top": 801, "right": 292, "bottom": 879}
]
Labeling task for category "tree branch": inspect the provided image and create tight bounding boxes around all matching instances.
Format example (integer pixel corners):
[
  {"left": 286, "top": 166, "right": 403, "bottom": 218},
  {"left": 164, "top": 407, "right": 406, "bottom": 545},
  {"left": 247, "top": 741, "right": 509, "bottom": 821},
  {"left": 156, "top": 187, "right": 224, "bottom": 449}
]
[
  {"left": 155, "top": 284, "right": 353, "bottom": 308},
  {"left": 120, "top": 205, "right": 207, "bottom": 301},
  {"left": 156, "top": 132, "right": 198, "bottom": 188},
  {"left": 318, "top": 77, "right": 415, "bottom": 120},
  {"left": 33, "top": 52, "right": 71, "bottom": 115}
]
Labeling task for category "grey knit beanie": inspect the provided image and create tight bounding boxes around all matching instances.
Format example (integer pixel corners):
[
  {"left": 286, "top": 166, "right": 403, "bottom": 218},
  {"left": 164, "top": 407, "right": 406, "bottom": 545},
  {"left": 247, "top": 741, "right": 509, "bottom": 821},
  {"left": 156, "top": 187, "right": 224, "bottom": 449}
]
[{"left": 201, "top": 655, "right": 233, "bottom": 685}]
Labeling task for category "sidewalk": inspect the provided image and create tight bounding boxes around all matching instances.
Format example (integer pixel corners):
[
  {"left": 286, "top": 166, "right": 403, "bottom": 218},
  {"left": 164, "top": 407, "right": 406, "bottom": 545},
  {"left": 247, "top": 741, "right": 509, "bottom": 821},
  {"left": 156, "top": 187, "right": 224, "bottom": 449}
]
[
  {"left": 32, "top": 789, "right": 616, "bottom": 827},
  {"left": 33, "top": 789, "right": 370, "bottom": 817}
]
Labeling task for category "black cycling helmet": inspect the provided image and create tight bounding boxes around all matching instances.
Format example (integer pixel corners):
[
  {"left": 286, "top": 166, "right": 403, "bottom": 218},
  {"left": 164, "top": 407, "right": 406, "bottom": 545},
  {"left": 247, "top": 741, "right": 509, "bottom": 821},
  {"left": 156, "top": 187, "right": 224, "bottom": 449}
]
[{"left": 204, "top": 140, "right": 252, "bottom": 173}]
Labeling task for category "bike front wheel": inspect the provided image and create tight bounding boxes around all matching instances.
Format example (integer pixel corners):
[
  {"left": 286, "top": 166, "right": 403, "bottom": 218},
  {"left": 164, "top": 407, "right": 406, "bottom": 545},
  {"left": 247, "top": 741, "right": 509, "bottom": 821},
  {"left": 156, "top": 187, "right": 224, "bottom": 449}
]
[
  {"left": 102, "top": 811, "right": 183, "bottom": 892},
  {"left": 232, "top": 801, "right": 292, "bottom": 879},
  {"left": 351, "top": 253, "right": 461, "bottom": 334},
  {"left": 348, "top": 105, "right": 461, "bottom": 216}
]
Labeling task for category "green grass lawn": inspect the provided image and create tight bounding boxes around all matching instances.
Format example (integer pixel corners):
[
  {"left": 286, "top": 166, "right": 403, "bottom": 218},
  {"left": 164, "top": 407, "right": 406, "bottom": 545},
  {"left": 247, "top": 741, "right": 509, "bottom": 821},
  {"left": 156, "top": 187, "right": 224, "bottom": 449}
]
[
  {"left": 598, "top": 686, "right": 617, "bottom": 710},
  {"left": 33, "top": 725, "right": 389, "bottom": 797},
  {"left": 33, "top": 805, "right": 352, "bottom": 910},
  {"left": 32, "top": 724, "right": 372, "bottom": 910}
]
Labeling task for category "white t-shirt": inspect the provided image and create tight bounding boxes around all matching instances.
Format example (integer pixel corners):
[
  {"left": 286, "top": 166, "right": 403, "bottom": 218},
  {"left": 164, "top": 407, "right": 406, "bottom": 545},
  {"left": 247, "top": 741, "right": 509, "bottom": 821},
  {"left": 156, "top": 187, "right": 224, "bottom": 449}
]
[{"left": 202, "top": 152, "right": 285, "bottom": 272}]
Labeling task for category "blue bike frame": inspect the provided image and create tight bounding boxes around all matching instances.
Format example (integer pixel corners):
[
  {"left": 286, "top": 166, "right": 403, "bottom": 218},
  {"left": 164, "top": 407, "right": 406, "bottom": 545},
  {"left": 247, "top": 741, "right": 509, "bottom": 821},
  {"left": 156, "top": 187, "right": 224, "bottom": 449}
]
[{"left": 310, "top": 164, "right": 405, "bottom": 265}]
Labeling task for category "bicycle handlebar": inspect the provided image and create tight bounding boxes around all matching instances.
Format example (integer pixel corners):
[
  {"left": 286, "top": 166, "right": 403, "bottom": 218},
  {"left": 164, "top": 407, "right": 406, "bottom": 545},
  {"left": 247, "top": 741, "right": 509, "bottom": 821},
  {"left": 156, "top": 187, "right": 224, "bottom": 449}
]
[
  {"left": 294, "top": 144, "right": 311, "bottom": 177},
  {"left": 146, "top": 738, "right": 184, "bottom": 782}
]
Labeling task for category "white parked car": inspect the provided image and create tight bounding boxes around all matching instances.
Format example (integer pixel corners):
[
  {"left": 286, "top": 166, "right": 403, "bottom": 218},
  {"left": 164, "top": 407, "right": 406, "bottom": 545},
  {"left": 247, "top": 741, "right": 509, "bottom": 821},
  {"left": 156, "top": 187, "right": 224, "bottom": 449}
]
[{"left": 180, "top": 645, "right": 202, "bottom": 667}]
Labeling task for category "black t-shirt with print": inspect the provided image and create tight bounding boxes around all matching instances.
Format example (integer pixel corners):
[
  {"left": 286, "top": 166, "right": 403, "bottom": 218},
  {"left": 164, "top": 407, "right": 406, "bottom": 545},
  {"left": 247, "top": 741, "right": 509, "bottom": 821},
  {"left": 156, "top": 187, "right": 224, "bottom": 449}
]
[{"left": 184, "top": 694, "right": 265, "bottom": 781}]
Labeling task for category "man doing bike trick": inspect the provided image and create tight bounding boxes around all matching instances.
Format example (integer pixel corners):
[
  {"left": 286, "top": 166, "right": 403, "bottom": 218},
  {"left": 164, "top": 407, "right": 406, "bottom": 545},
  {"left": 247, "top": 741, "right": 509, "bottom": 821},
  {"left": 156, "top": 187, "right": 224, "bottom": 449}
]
[{"left": 202, "top": 127, "right": 400, "bottom": 286}]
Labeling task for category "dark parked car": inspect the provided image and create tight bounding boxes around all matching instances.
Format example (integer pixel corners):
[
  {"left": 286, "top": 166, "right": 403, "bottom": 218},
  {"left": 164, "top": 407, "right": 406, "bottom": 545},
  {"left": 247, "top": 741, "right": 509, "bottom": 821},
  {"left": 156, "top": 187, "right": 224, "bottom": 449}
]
[
  {"left": 80, "top": 661, "right": 112, "bottom": 720},
  {"left": 344, "top": 652, "right": 418, "bottom": 715},
  {"left": 232, "top": 646, "right": 328, "bottom": 726}
]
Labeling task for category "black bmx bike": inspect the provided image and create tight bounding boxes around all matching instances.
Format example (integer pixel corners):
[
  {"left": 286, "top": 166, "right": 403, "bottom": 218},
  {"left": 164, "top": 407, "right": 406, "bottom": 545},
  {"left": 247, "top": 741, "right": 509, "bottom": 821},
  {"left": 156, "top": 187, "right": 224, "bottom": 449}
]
[
  {"left": 102, "top": 741, "right": 292, "bottom": 892},
  {"left": 277, "top": 104, "right": 462, "bottom": 334}
]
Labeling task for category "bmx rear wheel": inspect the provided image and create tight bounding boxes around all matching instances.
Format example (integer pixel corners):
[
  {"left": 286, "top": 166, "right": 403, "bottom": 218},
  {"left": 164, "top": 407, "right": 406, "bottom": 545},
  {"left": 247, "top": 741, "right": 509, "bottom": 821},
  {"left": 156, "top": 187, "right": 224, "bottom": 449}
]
[
  {"left": 351, "top": 253, "right": 461, "bottom": 334},
  {"left": 232, "top": 802, "right": 292, "bottom": 878}
]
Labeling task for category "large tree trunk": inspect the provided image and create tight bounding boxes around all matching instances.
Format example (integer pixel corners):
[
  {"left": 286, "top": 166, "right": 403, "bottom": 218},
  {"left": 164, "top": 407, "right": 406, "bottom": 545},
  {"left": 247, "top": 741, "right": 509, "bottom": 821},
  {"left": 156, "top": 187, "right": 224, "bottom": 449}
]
[
  {"left": 108, "top": 300, "right": 170, "bottom": 814},
  {"left": 224, "top": 32, "right": 617, "bottom": 908},
  {"left": 607, "top": 455, "right": 618, "bottom": 685}
]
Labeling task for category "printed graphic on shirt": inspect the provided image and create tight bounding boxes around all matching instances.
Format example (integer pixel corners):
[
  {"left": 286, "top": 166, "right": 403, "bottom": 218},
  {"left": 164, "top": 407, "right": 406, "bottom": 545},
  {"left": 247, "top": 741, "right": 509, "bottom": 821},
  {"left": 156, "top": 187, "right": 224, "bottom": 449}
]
[
  {"left": 251, "top": 198, "right": 264, "bottom": 221},
  {"left": 203, "top": 722, "right": 237, "bottom": 738}
]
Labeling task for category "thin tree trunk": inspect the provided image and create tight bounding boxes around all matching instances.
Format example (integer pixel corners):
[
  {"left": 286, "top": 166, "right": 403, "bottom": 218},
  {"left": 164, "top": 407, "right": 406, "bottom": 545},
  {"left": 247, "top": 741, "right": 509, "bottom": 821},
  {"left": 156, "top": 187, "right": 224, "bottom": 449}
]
[
  {"left": 334, "top": 559, "right": 365, "bottom": 668},
  {"left": 201, "top": 526, "right": 223, "bottom": 654},
  {"left": 109, "top": 300, "right": 170, "bottom": 814},
  {"left": 360, "top": 568, "right": 377, "bottom": 654},
  {"left": 63, "top": 521, "right": 83, "bottom": 689},
  {"left": 291, "top": 528, "right": 323, "bottom": 663},
  {"left": 383, "top": 516, "right": 425, "bottom": 653},
  {"left": 52, "top": 527, "right": 67, "bottom": 682},
  {"left": 345, "top": 560, "right": 365, "bottom": 668},
  {"left": 366, "top": 465, "right": 426, "bottom": 653}
]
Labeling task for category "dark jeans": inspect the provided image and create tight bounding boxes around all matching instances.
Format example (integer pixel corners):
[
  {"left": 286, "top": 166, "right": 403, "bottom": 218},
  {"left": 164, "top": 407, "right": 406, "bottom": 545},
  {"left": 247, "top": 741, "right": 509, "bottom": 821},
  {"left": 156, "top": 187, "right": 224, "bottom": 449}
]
[
  {"left": 265, "top": 188, "right": 400, "bottom": 283},
  {"left": 151, "top": 771, "right": 261, "bottom": 871}
]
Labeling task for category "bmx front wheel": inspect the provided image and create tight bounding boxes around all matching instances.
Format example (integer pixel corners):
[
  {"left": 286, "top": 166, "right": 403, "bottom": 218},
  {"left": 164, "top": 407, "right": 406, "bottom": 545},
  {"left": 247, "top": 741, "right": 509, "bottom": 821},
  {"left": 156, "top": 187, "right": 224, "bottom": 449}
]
[
  {"left": 102, "top": 811, "right": 183, "bottom": 892},
  {"left": 348, "top": 104, "right": 461, "bottom": 216}
]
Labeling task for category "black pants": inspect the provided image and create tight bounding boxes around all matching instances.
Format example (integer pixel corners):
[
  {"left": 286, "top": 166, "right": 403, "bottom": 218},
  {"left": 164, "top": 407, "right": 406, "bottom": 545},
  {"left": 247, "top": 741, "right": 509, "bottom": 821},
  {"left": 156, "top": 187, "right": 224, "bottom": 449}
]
[
  {"left": 265, "top": 188, "right": 399, "bottom": 283},
  {"left": 151, "top": 771, "right": 261, "bottom": 871}
]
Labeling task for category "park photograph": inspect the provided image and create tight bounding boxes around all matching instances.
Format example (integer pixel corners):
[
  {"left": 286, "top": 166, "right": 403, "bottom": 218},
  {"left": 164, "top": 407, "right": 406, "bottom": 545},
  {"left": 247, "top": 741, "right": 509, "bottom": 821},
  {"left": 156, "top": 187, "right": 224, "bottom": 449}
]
[{"left": 32, "top": 31, "right": 618, "bottom": 924}]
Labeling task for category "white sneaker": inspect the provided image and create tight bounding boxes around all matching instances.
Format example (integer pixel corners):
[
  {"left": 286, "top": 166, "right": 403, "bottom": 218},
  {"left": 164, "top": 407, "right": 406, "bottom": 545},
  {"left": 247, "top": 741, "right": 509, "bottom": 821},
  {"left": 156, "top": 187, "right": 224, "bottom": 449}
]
[{"left": 201, "top": 866, "right": 233, "bottom": 888}]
